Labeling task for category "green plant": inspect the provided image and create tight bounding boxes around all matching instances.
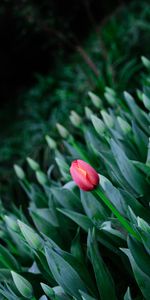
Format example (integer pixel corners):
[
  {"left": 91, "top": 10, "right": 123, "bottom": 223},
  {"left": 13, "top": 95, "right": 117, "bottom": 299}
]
[
  {"left": 1, "top": 0, "right": 150, "bottom": 201},
  {"left": 0, "top": 57, "right": 150, "bottom": 299}
]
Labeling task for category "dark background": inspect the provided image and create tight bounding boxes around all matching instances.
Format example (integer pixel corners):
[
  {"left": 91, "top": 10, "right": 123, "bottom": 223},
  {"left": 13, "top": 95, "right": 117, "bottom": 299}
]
[{"left": 0, "top": 0, "right": 127, "bottom": 106}]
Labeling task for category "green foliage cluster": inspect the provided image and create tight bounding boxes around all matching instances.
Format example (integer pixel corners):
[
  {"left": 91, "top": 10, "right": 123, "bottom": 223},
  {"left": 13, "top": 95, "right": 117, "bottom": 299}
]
[
  {"left": 0, "top": 56, "right": 150, "bottom": 299},
  {"left": 0, "top": 1, "right": 150, "bottom": 201}
]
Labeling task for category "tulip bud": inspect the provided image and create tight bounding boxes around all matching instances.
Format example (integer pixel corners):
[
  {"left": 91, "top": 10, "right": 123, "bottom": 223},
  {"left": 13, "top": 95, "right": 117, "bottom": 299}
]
[
  {"left": 18, "top": 220, "right": 43, "bottom": 250},
  {"left": 41, "top": 283, "right": 54, "bottom": 298},
  {"left": 142, "top": 93, "right": 150, "bottom": 111},
  {"left": 45, "top": 135, "right": 57, "bottom": 150},
  {"left": 56, "top": 123, "right": 69, "bottom": 138},
  {"left": 70, "top": 160, "right": 99, "bottom": 191},
  {"left": 104, "top": 92, "right": 115, "bottom": 106},
  {"left": 36, "top": 170, "right": 48, "bottom": 185},
  {"left": 105, "top": 86, "right": 116, "bottom": 97},
  {"left": 11, "top": 271, "right": 33, "bottom": 299},
  {"left": 84, "top": 106, "right": 93, "bottom": 120},
  {"left": 26, "top": 157, "right": 40, "bottom": 171},
  {"left": 4, "top": 215, "right": 19, "bottom": 232},
  {"left": 101, "top": 110, "right": 114, "bottom": 128},
  {"left": 91, "top": 115, "right": 105, "bottom": 136},
  {"left": 117, "top": 116, "right": 131, "bottom": 134},
  {"left": 136, "top": 89, "right": 143, "bottom": 101},
  {"left": 14, "top": 164, "right": 25, "bottom": 180},
  {"left": 141, "top": 56, "right": 150, "bottom": 70},
  {"left": 69, "top": 110, "right": 82, "bottom": 127},
  {"left": 88, "top": 91, "right": 102, "bottom": 108}
]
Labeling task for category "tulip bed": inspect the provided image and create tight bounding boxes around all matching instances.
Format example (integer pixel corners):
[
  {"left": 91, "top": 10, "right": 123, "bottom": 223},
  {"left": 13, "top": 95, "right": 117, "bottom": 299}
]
[{"left": 0, "top": 57, "right": 150, "bottom": 300}]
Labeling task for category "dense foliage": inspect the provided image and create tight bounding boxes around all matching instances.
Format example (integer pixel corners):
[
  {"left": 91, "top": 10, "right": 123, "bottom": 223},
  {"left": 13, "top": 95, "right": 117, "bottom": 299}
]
[
  {"left": 0, "top": 56, "right": 150, "bottom": 299},
  {"left": 1, "top": 0, "right": 150, "bottom": 201}
]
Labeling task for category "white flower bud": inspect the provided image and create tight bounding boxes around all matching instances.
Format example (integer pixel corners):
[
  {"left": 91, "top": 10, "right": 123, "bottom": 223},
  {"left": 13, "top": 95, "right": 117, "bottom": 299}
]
[
  {"left": 88, "top": 91, "right": 102, "bottom": 108},
  {"left": 14, "top": 165, "right": 25, "bottom": 180},
  {"left": 45, "top": 135, "right": 57, "bottom": 149},
  {"left": 26, "top": 157, "right": 40, "bottom": 171},
  {"left": 56, "top": 123, "right": 69, "bottom": 138},
  {"left": 69, "top": 111, "right": 82, "bottom": 127}
]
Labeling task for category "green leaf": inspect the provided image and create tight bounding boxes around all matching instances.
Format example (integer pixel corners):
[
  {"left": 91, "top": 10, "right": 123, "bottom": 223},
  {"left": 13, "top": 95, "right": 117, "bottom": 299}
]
[
  {"left": 45, "top": 238, "right": 97, "bottom": 296},
  {"left": 17, "top": 220, "right": 43, "bottom": 250},
  {"left": 124, "top": 92, "right": 149, "bottom": 134},
  {"left": 80, "top": 291, "right": 96, "bottom": 300},
  {"left": 142, "top": 93, "right": 150, "bottom": 111},
  {"left": 57, "top": 208, "right": 92, "bottom": 231},
  {"left": 0, "top": 269, "right": 12, "bottom": 282},
  {"left": 110, "top": 139, "right": 147, "bottom": 196},
  {"left": 49, "top": 285, "right": 71, "bottom": 300},
  {"left": 30, "top": 209, "right": 61, "bottom": 245},
  {"left": 120, "top": 189, "right": 150, "bottom": 223},
  {"left": 98, "top": 149, "right": 136, "bottom": 195},
  {"left": 132, "top": 121, "right": 148, "bottom": 161},
  {"left": 11, "top": 271, "right": 33, "bottom": 299},
  {"left": 87, "top": 229, "right": 116, "bottom": 300},
  {"left": 71, "top": 229, "right": 85, "bottom": 263},
  {"left": 128, "top": 236, "right": 150, "bottom": 277},
  {"left": 51, "top": 187, "right": 81, "bottom": 211},
  {"left": 80, "top": 190, "right": 108, "bottom": 222},
  {"left": 45, "top": 246, "right": 87, "bottom": 299},
  {"left": 0, "top": 284, "right": 20, "bottom": 300},
  {"left": 124, "top": 287, "right": 132, "bottom": 300},
  {"left": 137, "top": 217, "right": 150, "bottom": 232},
  {"left": 99, "top": 221, "right": 125, "bottom": 241},
  {"left": 121, "top": 248, "right": 150, "bottom": 300},
  {"left": 100, "top": 175, "right": 127, "bottom": 216},
  {"left": 137, "top": 218, "right": 150, "bottom": 255},
  {"left": 132, "top": 161, "right": 150, "bottom": 178},
  {"left": 41, "top": 282, "right": 55, "bottom": 298},
  {"left": 0, "top": 244, "right": 19, "bottom": 270}
]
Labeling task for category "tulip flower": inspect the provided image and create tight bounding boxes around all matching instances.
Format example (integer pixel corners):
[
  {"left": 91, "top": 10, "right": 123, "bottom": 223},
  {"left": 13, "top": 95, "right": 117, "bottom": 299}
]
[
  {"left": 70, "top": 159, "right": 99, "bottom": 191},
  {"left": 70, "top": 159, "right": 140, "bottom": 241}
]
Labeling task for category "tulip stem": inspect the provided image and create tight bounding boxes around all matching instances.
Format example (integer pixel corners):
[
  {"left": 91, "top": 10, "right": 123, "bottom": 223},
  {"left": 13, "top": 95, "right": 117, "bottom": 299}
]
[{"left": 94, "top": 188, "right": 141, "bottom": 241}]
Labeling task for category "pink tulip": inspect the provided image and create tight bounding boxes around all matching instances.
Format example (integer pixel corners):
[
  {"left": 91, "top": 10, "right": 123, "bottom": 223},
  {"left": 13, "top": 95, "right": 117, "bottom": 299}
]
[{"left": 70, "top": 159, "right": 99, "bottom": 191}]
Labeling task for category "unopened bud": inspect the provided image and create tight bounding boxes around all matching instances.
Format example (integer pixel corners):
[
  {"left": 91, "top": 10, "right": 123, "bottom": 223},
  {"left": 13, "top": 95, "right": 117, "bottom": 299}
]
[
  {"left": 142, "top": 93, "right": 150, "bottom": 111},
  {"left": 117, "top": 116, "right": 131, "bottom": 134},
  {"left": 17, "top": 220, "right": 43, "bottom": 250},
  {"left": 36, "top": 170, "right": 48, "bottom": 185},
  {"left": 84, "top": 106, "right": 93, "bottom": 120},
  {"left": 105, "top": 86, "right": 116, "bottom": 97},
  {"left": 14, "top": 165, "right": 25, "bottom": 180},
  {"left": 45, "top": 135, "right": 57, "bottom": 150},
  {"left": 56, "top": 123, "right": 69, "bottom": 138},
  {"left": 11, "top": 271, "right": 33, "bottom": 299},
  {"left": 136, "top": 89, "right": 143, "bottom": 101},
  {"left": 69, "top": 111, "right": 82, "bottom": 127},
  {"left": 104, "top": 92, "right": 115, "bottom": 106},
  {"left": 4, "top": 215, "right": 19, "bottom": 232},
  {"left": 91, "top": 115, "right": 105, "bottom": 135},
  {"left": 27, "top": 157, "right": 40, "bottom": 171},
  {"left": 88, "top": 91, "right": 102, "bottom": 108},
  {"left": 101, "top": 110, "right": 114, "bottom": 128},
  {"left": 41, "top": 283, "right": 54, "bottom": 298},
  {"left": 141, "top": 56, "right": 150, "bottom": 70}
]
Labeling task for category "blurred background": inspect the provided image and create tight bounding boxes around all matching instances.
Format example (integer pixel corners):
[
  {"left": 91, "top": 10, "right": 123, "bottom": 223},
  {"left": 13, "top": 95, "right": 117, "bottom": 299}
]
[{"left": 0, "top": 0, "right": 150, "bottom": 202}]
